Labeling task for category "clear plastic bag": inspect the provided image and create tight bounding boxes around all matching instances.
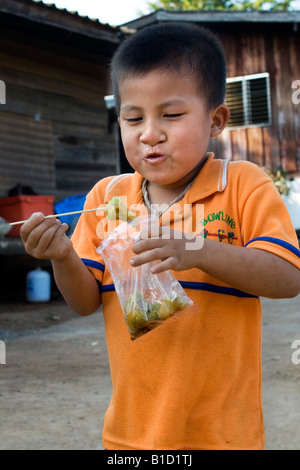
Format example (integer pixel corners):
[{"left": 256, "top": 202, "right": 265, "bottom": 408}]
[{"left": 97, "top": 215, "right": 194, "bottom": 340}]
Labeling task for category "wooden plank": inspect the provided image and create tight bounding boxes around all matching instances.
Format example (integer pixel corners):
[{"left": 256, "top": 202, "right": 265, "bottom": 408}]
[
  {"left": 263, "top": 32, "right": 280, "bottom": 170},
  {"left": 241, "top": 31, "right": 254, "bottom": 75},
  {"left": 218, "top": 32, "right": 242, "bottom": 78},
  {"left": 232, "top": 29, "right": 244, "bottom": 77},
  {"left": 261, "top": 127, "right": 272, "bottom": 170},
  {"left": 0, "top": 111, "right": 55, "bottom": 197},
  {"left": 2, "top": 86, "right": 108, "bottom": 127},
  {"left": 52, "top": 121, "right": 110, "bottom": 139},
  {"left": 54, "top": 145, "right": 116, "bottom": 162},
  {"left": 53, "top": 144, "right": 117, "bottom": 166},
  {"left": 246, "top": 127, "right": 264, "bottom": 166},
  {"left": 0, "top": 65, "right": 107, "bottom": 105},
  {"left": 289, "top": 34, "right": 300, "bottom": 173},
  {"left": 0, "top": 36, "right": 110, "bottom": 86},
  {"left": 221, "top": 30, "right": 244, "bottom": 162},
  {"left": 215, "top": 128, "right": 232, "bottom": 160},
  {"left": 240, "top": 33, "right": 265, "bottom": 165},
  {"left": 231, "top": 129, "right": 248, "bottom": 161},
  {"left": 250, "top": 33, "right": 266, "bottom": 74},
  {"left": 273, "top": 33, "right": 297, "bottom": 172},
  {"left": 56, "top": 166, "right": 116, "bottom": 191},
  {"left": 206, "top": 137, "right": 218, "bottom": 158}
]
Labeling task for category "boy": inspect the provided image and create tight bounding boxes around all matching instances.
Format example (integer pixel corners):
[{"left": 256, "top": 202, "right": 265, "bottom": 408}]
[{"left": 21, "top": 23, "right": 300, "bottom": 450}]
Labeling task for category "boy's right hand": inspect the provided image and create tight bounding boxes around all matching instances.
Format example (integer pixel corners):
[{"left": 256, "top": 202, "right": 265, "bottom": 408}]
[{"left": 20, "top": 212, "right": 72, "bottom": 261}]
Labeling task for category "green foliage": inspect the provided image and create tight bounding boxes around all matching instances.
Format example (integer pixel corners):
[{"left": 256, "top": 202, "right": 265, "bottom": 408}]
[
  {"left": 264, "top": 166, "right": 294, "bottom": 196},
  {"left": 147, "top": 0, "right": 293, "bottom": 11}
]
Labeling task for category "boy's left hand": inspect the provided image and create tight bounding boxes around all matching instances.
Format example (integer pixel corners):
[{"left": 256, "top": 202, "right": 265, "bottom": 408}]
[{"left": 131, "top": 223, "right": 203, "bottom": 274}]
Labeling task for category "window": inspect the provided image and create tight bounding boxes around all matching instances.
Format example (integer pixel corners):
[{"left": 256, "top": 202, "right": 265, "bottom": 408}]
[{"left": 225, "top": 73, "right": 271, "bottom": 130}]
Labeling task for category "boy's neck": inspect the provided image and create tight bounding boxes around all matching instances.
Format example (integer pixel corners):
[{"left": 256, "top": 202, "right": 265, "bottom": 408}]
[{"left": 145, "top": 155, "right": 208, "bottom": 207}]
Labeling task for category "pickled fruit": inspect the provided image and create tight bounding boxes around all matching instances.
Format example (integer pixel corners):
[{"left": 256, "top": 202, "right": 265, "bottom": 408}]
[
  {"left": 124, "top": 290, "right": 189, "bottom": 339},
  {"left": 105, "top": 197, "right": 136, "bottom": 221}
]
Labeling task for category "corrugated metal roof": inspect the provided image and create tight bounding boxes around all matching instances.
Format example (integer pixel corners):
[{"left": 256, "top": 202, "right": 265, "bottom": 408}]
[
  {"left": 29, "top": 0, "right": 114, "bottom": 27},
  {"left": 123, "top": 9, "right": 300, "bottom": 29},
  {"left": 0, "top": 0, "right": 121, "bottom": 43}
]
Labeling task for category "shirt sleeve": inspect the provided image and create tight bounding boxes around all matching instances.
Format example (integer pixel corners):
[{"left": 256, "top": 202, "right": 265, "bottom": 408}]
[{"left": 239, "top": 165, "right": 300, "bottom": 269}]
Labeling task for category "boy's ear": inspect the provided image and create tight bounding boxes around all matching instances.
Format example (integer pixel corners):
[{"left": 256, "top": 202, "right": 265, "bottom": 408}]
[{"left": 210, "top": 104, "right": 230, "bottom": 137}]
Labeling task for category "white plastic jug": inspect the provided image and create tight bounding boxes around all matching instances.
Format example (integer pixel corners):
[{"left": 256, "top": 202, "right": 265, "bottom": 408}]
[{"left": 26, "top": 268, "right": 51, "bottom": 303}]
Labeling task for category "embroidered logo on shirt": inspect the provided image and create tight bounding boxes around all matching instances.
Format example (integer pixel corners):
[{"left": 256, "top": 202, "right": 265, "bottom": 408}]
[
  {"left": 200, "top": 228, "right": 238, "bottom": 243},
  {"left": 198, "top": 211, "right": 238, "bottom": 243},
  {"left": 201, "top": 211, "right": 236, "bottom": 229}
]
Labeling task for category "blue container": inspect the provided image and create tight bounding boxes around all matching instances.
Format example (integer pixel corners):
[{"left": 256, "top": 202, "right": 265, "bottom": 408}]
[
  {"left": 26, "top": 268, "right": 51, "bottom": 303},
  {"left": 54, "top": 193, "right": 87, "bottom": 226}
]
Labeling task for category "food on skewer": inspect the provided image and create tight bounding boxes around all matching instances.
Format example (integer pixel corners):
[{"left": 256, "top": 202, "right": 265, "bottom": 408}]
[{"left": 105, "top": 197, "right": 136, "bottom": 221}]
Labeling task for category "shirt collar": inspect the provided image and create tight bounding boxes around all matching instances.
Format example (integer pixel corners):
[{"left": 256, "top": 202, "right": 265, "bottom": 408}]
[{"left": 186, "top": 153, "right": 229, "bottom": 203}]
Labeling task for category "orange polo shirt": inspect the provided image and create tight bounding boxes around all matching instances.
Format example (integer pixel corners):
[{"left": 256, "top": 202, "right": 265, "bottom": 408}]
[{"left": 71, "top": 154, "right": 300, "bottom": 450}]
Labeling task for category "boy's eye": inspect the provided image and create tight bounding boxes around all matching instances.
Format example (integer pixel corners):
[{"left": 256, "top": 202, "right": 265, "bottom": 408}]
[
  {"left": 164, "top": 113, "right": 183, "bottom": 118},
  {"left": 126, "top": 117, "right": 143, "bottom": 123}
]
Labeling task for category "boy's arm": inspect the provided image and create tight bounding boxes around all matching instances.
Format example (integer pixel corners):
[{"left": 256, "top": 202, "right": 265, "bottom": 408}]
[
  {"left": 131, "top": 230, "right": 300, "bottom": 299},
  {"left": 193, "top": 238, "right": 300, "bottom": 299},
  {"left": 51, "top": 251, "right": 101, "bottom": 316},
  {"left": 20, "top": 213, "right": 101, "bottom": 315}
]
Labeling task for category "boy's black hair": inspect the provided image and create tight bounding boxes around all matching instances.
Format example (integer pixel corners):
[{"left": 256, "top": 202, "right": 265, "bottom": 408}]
[{"left": 110, "top": 22, "right": 227, "bottom": 112}]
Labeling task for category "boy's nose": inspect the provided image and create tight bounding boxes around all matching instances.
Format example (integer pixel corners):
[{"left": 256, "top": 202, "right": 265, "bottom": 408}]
[{"left": 139, "top": 122, "right": 166, "bottom": 146}]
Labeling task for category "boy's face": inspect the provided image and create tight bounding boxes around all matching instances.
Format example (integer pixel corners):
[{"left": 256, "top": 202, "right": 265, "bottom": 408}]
[{"left": 118, "top": 69, "right": 228, "bottom": 189}]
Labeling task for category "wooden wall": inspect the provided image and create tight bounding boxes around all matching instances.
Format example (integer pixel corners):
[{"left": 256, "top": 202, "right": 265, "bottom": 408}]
[
  {"left": 208, "top": 23, "right": 300, "bottom": 176},
  {"left": 0, "top": 110, "right": 55, "bottom": 195},
  {"left": 0, "top": 23, "right": 118, "bottom": 200}
]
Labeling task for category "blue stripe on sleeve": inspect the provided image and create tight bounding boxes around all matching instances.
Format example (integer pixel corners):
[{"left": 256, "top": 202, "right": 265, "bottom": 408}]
[
  {"left": 244, "top": 236, "right": 300, "bottom": 258},
  {"left": 101, "top": 284, "right": 116, "bottom": 293},
  {"left": 81, "top": 258, "right": 105, "bottom": 272}
]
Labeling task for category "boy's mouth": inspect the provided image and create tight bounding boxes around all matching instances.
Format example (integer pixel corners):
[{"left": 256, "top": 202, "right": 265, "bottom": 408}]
[{"left": 142, "top": 153, "right": 167, "bottom": 164}]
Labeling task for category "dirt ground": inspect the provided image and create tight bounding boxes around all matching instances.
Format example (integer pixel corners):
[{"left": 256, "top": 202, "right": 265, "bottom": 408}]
[{"left": 0, "top": 294, "right": 300, "bottom": 450}]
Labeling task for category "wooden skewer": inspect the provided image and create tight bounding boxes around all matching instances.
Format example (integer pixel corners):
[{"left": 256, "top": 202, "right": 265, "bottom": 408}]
[{"left": 8, "top": 206, "right": 107, "bottom": 226}]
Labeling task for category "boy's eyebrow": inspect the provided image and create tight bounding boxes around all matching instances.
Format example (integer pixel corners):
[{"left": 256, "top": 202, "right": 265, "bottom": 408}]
[
  {"left": 161, "top": 99, "right": 186, "bottom": 107},
  {"left": 120, "top": 105, "right": 142, "bottom": 113},
  {"left": 120, "top": 99, "right": 186, "bottom": 113}
]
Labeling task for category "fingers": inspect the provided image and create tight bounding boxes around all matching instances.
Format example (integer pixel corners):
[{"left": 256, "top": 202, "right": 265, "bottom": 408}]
[
  {"left": 20, "top": 213, "right": 69, "bottom": 259},
  {"left": 132, "top": 237, "right": 163, "bottom": 255},
  {"left": 131, "top": 245, "right": 178, "bottom": 274},
  {"left": 131, "top": 246, "right": 167, "bottom": 266},
  {"left": 150, "top": 258, "right": 178, "bottom": 274},
  {"left": 132, "top": 224, "right": 181, "bottom": 256},
  {"left": 20, "top": 212, "right": 45, "bottom": 243},
  {"left": 131, "top": 225, "right": 175, "bottom": 268},
  {"left": 133, "top": 223, "right": 172, "bottom": 253},
  {"left": 131, "top": 224, "right": 194, "bottom": 272}
]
